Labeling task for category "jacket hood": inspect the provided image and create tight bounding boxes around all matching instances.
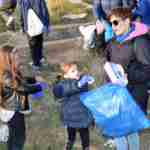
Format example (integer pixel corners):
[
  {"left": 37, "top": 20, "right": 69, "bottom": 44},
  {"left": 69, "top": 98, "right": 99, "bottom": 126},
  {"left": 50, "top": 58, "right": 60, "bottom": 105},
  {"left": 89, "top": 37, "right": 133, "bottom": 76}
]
[{"left": 124, "top": 21, "right": 149, "bottom": 41}]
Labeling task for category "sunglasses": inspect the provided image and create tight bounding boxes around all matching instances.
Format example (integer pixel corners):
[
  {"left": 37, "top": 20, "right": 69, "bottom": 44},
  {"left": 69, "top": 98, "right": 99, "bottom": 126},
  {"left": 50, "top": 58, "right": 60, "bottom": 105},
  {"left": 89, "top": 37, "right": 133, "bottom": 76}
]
[{"left": 110, "top": 20, "right": 120, "bottom": 26}]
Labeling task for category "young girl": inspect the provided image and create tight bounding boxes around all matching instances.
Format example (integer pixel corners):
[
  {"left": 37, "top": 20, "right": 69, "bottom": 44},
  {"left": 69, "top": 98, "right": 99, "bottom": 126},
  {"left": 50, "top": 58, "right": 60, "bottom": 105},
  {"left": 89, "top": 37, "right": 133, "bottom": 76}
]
[
  {"left": 53, "top": 63, "right": 94, "bottom": 150},
  {"left": 0, "top": 45, "right": 42, "bottom": 150}
]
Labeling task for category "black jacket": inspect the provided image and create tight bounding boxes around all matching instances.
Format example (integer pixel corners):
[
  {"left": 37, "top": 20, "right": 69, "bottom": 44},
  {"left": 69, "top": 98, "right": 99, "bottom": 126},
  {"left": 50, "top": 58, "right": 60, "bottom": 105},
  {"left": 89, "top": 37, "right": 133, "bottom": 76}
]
[
  {"left": 3, "top": 77, "right": 42, "bottom": 112},
  {"left": 105, "top": 34, "right": 150, "bottom": 113}
]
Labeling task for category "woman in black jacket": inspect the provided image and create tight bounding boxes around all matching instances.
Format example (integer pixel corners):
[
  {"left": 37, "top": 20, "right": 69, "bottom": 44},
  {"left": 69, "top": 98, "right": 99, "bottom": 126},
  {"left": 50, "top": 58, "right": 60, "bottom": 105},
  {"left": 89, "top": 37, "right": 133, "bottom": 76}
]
[
  {"left": 18, "top": 0, "right": 50, "bottom": 70},
  {"left": 0, "top": 45, "right": 42, "bottom": 150},
  {"left": 104, "top": 7, "right": 150, "bottom": 150}
]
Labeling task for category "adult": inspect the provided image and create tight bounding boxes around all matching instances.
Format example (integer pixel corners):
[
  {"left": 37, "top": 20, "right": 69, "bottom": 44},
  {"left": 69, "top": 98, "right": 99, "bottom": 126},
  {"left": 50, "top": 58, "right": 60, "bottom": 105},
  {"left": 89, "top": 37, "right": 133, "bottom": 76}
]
[
  {"left": 105, "top": 8, "right": 150, "bottom": 150},
  {"left": 93, "top": 0, "right": 136, "bottom": 41},
  {"left": 18, "top": 0, "right": 50, "bottom": 70}
]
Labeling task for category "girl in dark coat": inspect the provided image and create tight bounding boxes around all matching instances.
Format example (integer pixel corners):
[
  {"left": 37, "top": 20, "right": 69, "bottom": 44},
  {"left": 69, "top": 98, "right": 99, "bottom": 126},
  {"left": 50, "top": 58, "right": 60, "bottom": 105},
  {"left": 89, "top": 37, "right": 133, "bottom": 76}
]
[
  {"left": 0, "top": 45, "right": 42, "bottom": 150},
  {"left": 53, "top": 63, "right": 94, "bottom": 150}
]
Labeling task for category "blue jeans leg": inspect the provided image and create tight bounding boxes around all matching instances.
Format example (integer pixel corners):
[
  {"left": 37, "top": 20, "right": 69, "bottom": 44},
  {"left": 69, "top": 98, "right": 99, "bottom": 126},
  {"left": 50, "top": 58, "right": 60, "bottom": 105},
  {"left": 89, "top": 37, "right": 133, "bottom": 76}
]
[
  {"left": 127, "top": 133, "right": 140, "bottom": 150},
  {"left": 114, "top": 136, "right": 128, "bottom": 150}
]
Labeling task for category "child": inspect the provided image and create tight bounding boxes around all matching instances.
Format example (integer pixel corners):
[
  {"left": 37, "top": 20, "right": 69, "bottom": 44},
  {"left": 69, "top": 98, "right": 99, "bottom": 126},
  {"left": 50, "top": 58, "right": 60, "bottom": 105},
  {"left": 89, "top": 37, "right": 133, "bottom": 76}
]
[
  {"left": 53, "top": 63, "right": 94, "bottom": 150},
  {"left": 0, "top": 45, "right": 42, "bottom": 150}
]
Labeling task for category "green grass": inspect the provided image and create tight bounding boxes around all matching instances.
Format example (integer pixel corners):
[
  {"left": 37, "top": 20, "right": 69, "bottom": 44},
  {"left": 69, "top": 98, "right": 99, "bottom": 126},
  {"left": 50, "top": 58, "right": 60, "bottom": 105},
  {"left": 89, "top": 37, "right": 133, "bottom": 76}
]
[
  {"left": 49, "top": 0, "right": 92, "bottom": 25},
  {"left": 0, "top": 0, "right": 93, "bottom": 32},
  {"left": 0, "top": 15, "right": 7, "bottom": 32},
  {"left": 82, "top": 0, "right": 92, "bottom": 4}
]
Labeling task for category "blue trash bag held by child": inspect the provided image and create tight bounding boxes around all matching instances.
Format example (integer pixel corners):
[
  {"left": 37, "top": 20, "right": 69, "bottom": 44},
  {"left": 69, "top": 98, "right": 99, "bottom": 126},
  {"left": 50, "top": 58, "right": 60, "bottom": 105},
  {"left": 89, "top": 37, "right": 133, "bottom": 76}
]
[{"left": 80, "top": 83, "right": 150, "bottom": 137}]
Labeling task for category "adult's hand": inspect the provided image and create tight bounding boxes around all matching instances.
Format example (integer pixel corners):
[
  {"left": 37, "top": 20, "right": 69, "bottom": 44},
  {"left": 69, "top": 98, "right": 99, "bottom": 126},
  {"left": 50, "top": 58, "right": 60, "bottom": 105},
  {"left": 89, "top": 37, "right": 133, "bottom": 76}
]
[{"left": 96, "top": 20, "right": 105, "bottom": 35}]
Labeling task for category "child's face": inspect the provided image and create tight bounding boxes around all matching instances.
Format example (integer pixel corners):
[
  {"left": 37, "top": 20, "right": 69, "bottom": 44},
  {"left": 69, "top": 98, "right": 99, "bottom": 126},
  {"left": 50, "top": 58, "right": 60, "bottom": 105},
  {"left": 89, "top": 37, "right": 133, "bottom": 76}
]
[{"left": 64, "top": 65, "right": 80, "bottom": 79}]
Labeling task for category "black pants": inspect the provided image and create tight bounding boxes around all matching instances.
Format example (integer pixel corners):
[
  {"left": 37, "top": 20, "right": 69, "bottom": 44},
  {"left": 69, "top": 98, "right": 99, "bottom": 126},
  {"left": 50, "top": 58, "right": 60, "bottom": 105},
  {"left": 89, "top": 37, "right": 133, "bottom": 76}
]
[
  {"left": 66, "top": 127, "right": 90, "bottom": 150},
  {"left": 7, "top": 112, "right": 25, "bottom": 150},
  {"left": 28, "top": 34, "right": 43, "bottom": 66}
]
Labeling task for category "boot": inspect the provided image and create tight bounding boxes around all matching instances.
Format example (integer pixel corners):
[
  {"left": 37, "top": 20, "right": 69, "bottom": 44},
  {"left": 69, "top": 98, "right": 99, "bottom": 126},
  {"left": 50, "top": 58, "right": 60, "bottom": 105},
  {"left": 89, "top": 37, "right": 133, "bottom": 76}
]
[{"left": 64, "top": 142, "right": 73, "bottom": 150}]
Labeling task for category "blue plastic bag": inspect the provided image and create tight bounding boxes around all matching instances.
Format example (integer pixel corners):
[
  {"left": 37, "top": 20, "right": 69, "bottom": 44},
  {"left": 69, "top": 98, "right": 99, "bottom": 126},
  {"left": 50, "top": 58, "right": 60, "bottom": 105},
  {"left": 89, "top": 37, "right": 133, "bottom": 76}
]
[{"left": 80, "top": 83, "right": 150, "bottom": 137}]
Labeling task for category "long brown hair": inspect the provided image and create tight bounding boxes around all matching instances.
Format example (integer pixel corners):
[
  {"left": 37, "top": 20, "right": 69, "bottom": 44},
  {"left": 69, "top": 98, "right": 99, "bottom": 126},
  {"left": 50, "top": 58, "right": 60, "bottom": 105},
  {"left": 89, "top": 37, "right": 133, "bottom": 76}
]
[{"left": 0, "top": 45, "right": 21, "bottom": 105}]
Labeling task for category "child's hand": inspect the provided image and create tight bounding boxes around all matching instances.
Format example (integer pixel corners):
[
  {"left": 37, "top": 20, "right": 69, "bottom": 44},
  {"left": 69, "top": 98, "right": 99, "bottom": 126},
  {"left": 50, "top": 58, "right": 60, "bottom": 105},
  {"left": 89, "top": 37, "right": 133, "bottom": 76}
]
[
  {"left": 78, "top": 75, "right": 95, "bottom": 87},
  {"left": 96, "top": 20, "right": 105, "bottom": 35}
]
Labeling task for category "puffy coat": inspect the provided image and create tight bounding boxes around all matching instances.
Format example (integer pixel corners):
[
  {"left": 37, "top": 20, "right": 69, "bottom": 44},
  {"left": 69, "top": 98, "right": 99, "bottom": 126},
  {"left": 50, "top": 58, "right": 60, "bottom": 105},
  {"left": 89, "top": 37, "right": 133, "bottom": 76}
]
[{"left": 53, "top": 79, "right": 93, "bottom": 128}]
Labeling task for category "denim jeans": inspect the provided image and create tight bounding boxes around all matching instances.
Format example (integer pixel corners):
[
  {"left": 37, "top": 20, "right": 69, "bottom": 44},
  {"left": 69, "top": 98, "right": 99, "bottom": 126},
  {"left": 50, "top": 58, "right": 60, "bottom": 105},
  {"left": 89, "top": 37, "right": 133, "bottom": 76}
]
[{"left": 114, "top": 133, "right": 140, "bottom": 150}]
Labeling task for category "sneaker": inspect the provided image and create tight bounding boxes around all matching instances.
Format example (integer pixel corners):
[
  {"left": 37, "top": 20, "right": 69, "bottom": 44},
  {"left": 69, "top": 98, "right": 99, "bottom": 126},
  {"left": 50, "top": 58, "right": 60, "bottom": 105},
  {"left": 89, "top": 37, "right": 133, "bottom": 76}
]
[
  {"left": 32, "top": 65, "right": 41, "bottom": 75},
  {"left": 40, "top": 58, "right": 48, "bottom": 66},
  {"left": 104, "top": 139, "right": 116, "bottom": 148},
  {"left": 32, "top": 65, "right": 40, "bottom": 71},
  {"left": 29, "top": 58, "right": 47, "bottom": 67},
  {"left": 29, "top": 61, "right": 33, "bottom": 66},
  {"left": 29, "top": 62, "right": 42, "bottom": 67}
]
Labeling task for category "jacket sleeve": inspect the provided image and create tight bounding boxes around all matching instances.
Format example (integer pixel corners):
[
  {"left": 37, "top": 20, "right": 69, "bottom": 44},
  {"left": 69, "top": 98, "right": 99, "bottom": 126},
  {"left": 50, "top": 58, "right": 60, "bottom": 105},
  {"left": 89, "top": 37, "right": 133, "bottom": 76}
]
[
  {"left": 122, "top": 0, "right": 136, "bottom": 9},
  {"left": 127, "top": 36, "right": 150, "bottom": 83},
  {"left": 16, "top": 77, "right": 42, "bottom": 95},
  {"left": 18, "top": 0, "right": 25, "bottom": 32},
  {"left": 133, "top": 0, "right": 147, "bottom": 17},
  {"left": 127, "top": 61, "right": 150, "bottom": 84},
  {"left": 92, "top": 0, "right": 106, "bottom": 20},
  {"left": 40, "top": 0, "right": 50, "bottom": 29},
  {"left": 53, "top": 80, "right": 87, "bottom": 99}
]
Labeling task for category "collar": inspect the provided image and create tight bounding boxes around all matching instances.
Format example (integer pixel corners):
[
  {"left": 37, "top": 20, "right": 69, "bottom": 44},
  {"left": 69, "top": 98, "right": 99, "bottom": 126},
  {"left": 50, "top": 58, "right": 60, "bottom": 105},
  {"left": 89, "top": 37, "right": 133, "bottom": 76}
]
[{"left": 115, "top": 24, "right": 135, "bottom": 43}]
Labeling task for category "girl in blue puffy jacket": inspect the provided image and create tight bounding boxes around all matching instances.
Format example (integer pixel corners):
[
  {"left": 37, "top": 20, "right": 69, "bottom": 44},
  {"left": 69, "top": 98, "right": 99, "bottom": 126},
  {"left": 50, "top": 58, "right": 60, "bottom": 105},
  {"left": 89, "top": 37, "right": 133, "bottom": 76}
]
[{"left": 53, "top": 63, "right": 94, "bottom": 150}]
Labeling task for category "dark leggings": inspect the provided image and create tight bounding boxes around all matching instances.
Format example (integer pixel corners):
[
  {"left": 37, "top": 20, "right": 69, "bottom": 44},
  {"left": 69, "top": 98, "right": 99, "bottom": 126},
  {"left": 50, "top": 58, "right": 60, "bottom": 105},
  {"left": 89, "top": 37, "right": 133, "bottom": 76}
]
[
  {"left": 7, "top": 112, "right": 25, "bottom": 150},
  {"left": 67, "top": 127, "right": 90, "bottom": 149},
  {"left": 28, "top": 34, "right": 43, "bottom": 66}
]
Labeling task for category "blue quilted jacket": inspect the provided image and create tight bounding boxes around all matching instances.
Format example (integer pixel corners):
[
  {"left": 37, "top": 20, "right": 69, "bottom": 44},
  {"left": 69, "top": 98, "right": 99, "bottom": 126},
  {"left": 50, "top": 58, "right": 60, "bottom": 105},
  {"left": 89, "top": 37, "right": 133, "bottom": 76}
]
[{"left": 53, "top": 79, "right": 93, "bottom": 128}]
